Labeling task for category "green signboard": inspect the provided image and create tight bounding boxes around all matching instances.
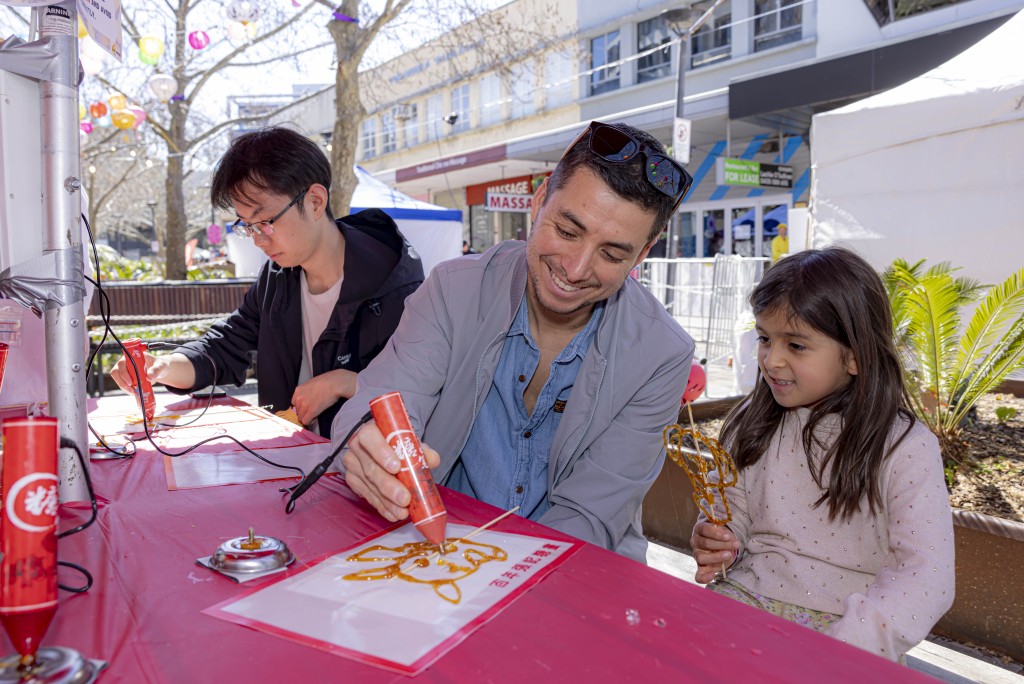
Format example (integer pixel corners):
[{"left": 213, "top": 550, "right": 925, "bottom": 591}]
[{"left": 715, "top": 158, "right": 794, "bottom": 188}]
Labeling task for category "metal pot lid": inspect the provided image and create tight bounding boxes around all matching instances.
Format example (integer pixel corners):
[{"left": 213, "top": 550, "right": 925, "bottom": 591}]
[{"left": 210, "top": 528, "right": 294, "bottom": 574}]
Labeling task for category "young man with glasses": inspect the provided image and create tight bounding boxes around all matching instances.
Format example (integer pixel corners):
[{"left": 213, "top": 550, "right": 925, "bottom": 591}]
[
  {"left": 109, "top": 127, "right": 424, "bottom": 436},
  {"left": 333, "top": 121, "right": 695, "bottom": 561}
]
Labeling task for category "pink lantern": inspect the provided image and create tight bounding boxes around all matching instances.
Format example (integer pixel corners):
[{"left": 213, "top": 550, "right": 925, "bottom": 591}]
[
  {"left": 80, "top": 122, "right": 93, "bottom": 134},
  {"left": 206, "top": 223, "right": 222, "bottom": 245},
  {"left": 129, "top": 107, "right": 147, "bottom": 128},
  {"left": 187, "top": 30, "right": 210, "bottom": 50},
  {"left": 680, "top": 362, "right": 706, "bottom": 405}
]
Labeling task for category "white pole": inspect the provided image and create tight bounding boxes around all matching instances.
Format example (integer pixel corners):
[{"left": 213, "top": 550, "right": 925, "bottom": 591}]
[{"left": 35, "top": 1, "right": 89, "bottom": 501}]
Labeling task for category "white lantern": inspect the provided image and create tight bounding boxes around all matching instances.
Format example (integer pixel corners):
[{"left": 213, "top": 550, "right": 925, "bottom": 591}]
[
  {"left": 148, "top": 73, "right": 177, "bottom": 103},
  {"left": 226, "top": 0, "right": 261, "bottom": 23}
]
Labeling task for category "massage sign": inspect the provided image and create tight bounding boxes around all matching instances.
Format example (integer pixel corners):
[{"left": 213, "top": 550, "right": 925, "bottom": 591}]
[{"left": 484, "top": 178, "right": 533, "bottom": 213}]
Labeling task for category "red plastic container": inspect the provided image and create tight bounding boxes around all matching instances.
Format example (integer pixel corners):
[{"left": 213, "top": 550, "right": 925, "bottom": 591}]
[
  {"left": 0, "top": 416, "right": 59, "bottom": 664},
  {"left": 369, "top": 392, "right": 448, "bottom": 546},
  {"left": 122, "top": 338, "right": 155, "bottom": 422}
]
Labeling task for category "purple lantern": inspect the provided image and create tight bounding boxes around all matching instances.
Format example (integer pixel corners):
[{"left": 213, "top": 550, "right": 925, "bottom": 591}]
[{"left": 188, "top": 30, "right": 210, "bottom": 50}]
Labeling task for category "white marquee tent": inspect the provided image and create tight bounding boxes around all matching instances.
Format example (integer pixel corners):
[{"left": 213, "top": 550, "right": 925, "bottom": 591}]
[
  {"left": 351, "top": 166, "right": 462, "bottom": 275},
  {"left": 809, "top": 10, "right": 1024, "bottom": 284}
]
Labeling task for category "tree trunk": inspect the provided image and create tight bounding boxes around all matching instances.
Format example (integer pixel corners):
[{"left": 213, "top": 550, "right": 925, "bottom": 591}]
[
  {"left": 165, "top": 102, "right": 187, "bottom": 280},
  {"left": 328, "top": 1, "right": 364, "bottom": 219}
]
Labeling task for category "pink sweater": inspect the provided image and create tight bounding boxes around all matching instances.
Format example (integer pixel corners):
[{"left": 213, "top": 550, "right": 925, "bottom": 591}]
[{"left": 698, "top": 408, "right": 955, "bottom": 661}]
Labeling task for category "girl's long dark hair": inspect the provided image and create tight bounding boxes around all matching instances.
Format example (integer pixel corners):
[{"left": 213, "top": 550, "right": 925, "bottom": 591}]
[{"left": 720, "top": 248, "right": 916, "bottom": 520}]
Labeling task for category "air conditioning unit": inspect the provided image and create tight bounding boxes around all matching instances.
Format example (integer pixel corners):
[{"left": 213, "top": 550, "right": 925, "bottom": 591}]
[{"left": 394, "top": 104, "right": 415, "bottom": 120}]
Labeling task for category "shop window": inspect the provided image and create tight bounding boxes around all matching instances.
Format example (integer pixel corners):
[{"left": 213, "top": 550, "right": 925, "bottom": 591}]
[
  {"left": 398, "top": 103, "right": 418, "bottom": 148},
  {"left": 480, "top": 73, "right": 503, "bottom": 127},
  {"left": 637, "top": 16, "right": 672, "bottom": 83},
  {"left": 424, "top": 94, "right": 442, "bottom": 142},
  {"left": 544, "top": 50, "right": 574, "bottom": 109},
  {"left": 861, "top": 0, "right": 966, "bottom": 26},
  {"left": 691, "top": 12, "right": 731, "bottom": 68},
  {"left": 589, "top": 30, "right": 620, "bottom": 96},
  {"left": 510, "top": 62, "right": 536, "bottom": 119},
  {"left": 450, "top": 84, "right": 470, "bottom": 133},
  {"left": 360, "top": 117, "right": 376, "bottom": 160},
  {"left": 754, "top": 0, "right": 802, "bottom": 52},
  {"left": 381, "top": 109, "right": 396, "bottom": 155}
]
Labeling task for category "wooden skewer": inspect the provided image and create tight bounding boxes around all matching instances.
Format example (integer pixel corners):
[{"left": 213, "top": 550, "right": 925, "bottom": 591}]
[
  {"left": 456, "top": 506, "right": 521, "bottom": 543},
  {"left": 394, "top": 506, "right": 522, "bottom": 576}
]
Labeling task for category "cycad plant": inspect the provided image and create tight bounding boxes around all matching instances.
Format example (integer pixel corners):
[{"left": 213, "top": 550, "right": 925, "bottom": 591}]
[{"left": 883, "top": 259, "right": 1024, "bottom": 470}]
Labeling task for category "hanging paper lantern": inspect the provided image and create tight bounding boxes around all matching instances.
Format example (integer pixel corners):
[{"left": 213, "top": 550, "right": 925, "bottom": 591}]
[
  {"left": 80, "top": 129, "right": 89, "bottom": 147},
  {"left": 226, "top": 0, "right": 261, "bottom": 23},
  {"left": 111, "top": 109, "right": 135, "bottom": 130},
  {"left": 77, "top": 17, "right": 88, "bottom": 39},
  {"left": 95, "top": 114, "right": 111, "bottom": 128},
  {"left": 129, "top": 107, "right": 147, "bottom": 128},
  {"left": 89, "top": 102, "right": 107, "bottom": 119},
  {"left": 78, "top": 103, "right": 86, "bottom": 120},
  {"left": 226, "top": 20, "right": 257, "bottom": 44},
  {"left": 108, "top": 93, "right": 127, "bottom": 111},
  {"left": 207, "top": 223, "right": 222, "bottom": 245},
  {"left": 81, "top": 55, "right": 102, "bottom": 77},
  {"left": 187, "top": 30, "right": 210, "bottom": 50},
  {"left": 148, "top": 73, "right": 177, "bottom": 103},
  {"left": 138, "top": 35, "right": 165, "bottom": 65},
  {"left": 80, "top": 122, "right": 93, "bottom": 134}
]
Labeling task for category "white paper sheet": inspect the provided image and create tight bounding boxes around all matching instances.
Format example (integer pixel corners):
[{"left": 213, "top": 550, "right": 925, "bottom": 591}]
[{"left": 208, "top": 523, "right": 579, "bottom": 674}]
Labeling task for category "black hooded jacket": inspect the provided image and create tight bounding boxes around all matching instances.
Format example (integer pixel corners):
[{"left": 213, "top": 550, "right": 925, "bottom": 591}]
[{"left": 175, "top": 209, "right": 424, "bottom": 436}]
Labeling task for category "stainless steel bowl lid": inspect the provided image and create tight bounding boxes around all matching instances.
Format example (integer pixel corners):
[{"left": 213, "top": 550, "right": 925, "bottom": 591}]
[{"left": 210, "top": 530, "right": 294, "bottom": 573}]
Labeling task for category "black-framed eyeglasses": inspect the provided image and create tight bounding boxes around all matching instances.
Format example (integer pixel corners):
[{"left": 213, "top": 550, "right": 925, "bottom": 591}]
[
  {"left": 230, "top": 189, "right": 308, "bottom": 238},
  {"left": 564, "top": 121, "right": 693, "bottom": 214}
]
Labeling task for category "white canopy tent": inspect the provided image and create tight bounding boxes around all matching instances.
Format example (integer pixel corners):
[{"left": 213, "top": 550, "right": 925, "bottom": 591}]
[
  {"left": 350, "top": 166, "right": 463, "bottom": 275},
  {"left": 809, "top": 10, "right": 1024, "bottom": 284}
]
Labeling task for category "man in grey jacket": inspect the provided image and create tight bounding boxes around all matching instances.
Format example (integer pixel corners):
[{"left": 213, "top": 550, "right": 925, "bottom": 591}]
[{"left": 332, "top": 121, "right": 695, "bottom": 561}]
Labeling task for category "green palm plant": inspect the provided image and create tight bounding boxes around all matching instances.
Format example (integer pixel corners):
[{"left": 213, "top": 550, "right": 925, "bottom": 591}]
[{"left": 883, "top": 259, "right": 1024, "bottom": 469}]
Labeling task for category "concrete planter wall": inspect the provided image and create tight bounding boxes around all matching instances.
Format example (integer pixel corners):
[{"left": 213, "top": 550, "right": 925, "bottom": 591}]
[{"left": 933, "top": 509, "right": 1024, "bottom": 662}]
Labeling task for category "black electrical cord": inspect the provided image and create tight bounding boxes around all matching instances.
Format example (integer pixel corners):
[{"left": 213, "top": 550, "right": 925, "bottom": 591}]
[
  {"left": 284, "top": 410, "right": 373, "bottom": 514},
  {"left": 81, "top": 214, "right": 306, "bottom": 479},
  {"left": 56, "top": 437, "right": 95, "bottom": 594}
]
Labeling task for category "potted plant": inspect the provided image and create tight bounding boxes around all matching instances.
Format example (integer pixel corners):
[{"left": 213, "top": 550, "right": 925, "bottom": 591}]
[{"left": 884, "top": 259, "right": 1024, "bottom": 662}]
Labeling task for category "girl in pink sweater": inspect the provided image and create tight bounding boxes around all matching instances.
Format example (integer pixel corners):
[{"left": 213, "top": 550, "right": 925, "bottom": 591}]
[{"left": 691, "top": 248, "right": 955, "bottom": 661}]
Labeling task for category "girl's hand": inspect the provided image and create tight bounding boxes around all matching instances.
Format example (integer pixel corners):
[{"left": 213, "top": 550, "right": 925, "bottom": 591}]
[{"left": 691, "top": 521, "right": 740, "bottom": 584}]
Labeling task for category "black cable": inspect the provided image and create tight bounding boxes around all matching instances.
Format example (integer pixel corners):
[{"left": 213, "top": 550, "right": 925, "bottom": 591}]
[
  {"left": 81, "top": 214, "right": 306, "bottom": 479},
  {"left": 56, "top": 438, "right": 96, "bottom": 593},
  {"left": 284, "top": 410, "right": 372, "bottom": 514}
]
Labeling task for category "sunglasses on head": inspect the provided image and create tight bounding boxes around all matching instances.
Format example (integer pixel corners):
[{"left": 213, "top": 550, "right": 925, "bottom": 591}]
[{"left": 564, "top": 121, "right": 693, "bottom": 214}]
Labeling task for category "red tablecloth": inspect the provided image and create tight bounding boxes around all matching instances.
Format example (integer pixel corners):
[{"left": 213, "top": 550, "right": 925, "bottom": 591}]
[{"left": 44, "top": 400, "right": 930, "bottom": 683}]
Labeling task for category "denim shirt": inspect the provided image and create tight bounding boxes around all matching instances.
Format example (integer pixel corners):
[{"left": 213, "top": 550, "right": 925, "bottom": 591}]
[{"left": 445, "top": 294, "right": 604, "bottom": 520}]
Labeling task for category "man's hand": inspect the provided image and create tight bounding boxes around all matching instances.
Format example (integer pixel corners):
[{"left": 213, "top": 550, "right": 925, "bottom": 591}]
[
  {"left": 291, "top": 369, "right": 358, "bottom": 426},
  {"left": 690, "top": 521, "right": 740, "bottom": 584},
  {"left": 342, "top": 421, "right": 441, "bottom": 522},
  {"left": 110, "top": 351, "right": 194, "bottom": 394}
]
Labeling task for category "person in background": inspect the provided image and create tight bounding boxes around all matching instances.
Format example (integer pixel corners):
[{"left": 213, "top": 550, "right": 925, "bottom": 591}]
[
  {"left": 462, "top": 240, "right": 476, "bottom": 255},
  {"left": 691, "top": 247, "right": 954, "bottom": 661},
  {"left": 110, "top": 127, "right": 424, "bottom": 436},
  {"left": 771, "top": 223, "right": 789, "bottom": 263},
  {"left": 333, "top": 120, "right": 695, "bottom": 562}
]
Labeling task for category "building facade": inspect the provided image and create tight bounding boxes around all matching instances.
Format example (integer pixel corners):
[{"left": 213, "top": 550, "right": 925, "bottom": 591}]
[{"left": 284, "top": 0, "right": 1023, "bottom": 256}]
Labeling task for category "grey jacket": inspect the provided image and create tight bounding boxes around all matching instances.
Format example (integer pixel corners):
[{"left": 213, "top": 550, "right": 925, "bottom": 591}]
[{"left": 331, "top": 240, "right": 694, "bottom": 561}]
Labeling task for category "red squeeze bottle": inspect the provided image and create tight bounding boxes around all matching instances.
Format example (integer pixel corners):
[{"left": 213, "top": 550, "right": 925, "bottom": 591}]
[
  {"left": 368, "top": 392, "right": 448, "bottom": 546},
  {"left": 122, "top": 338, "right": 155, "bottom": 422},
  {"left": 0, "top": 417, "right": 59, "bottom": 667}
]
